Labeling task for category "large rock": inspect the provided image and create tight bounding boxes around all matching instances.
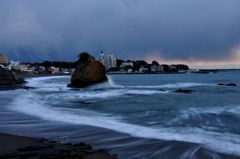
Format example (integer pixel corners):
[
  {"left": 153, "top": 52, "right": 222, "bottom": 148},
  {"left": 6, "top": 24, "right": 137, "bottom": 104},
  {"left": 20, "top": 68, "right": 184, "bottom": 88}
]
[
  {"left": 0, "top": 68, "right": 18, "bottom": 85},
  {"left": 68, "top": 52, "right": 108, "bottom": 88},
  {"left": 0, "top": 68, "right": 25, "bottom": 87},
  {"left": 217, "top": 83, "right": 237, "bottom": 87},
  {"left": 226, "top": 83, "right": 237, "bottom": 87}
]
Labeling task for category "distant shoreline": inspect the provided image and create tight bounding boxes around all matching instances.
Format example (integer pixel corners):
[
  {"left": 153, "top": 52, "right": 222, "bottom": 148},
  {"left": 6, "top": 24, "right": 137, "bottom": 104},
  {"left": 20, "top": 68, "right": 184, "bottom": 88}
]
[
  {"left": 14, "top": 68, "right": 240, "bottom": 80},
  {"left": 107, "top": 72, "right": 187, "bottom": 75},
  {"left": 16, "top": 73, "right": 71, "bottom": 79}
]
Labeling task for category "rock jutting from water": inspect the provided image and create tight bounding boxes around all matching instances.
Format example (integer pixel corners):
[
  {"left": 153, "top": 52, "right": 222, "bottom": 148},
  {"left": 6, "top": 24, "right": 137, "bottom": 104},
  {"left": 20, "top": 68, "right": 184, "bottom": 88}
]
[
  {"left": 217, "top": 83, "right": 237, "bottom": 87},
  {"left": 174, "top": 89, "right": 193, "bottom": 94},
  {"left": 67, "top": 52, "right": 108, "bottom": 88},
  {"left": 226, "top": 83, "right": 237, "bottom": 87}
]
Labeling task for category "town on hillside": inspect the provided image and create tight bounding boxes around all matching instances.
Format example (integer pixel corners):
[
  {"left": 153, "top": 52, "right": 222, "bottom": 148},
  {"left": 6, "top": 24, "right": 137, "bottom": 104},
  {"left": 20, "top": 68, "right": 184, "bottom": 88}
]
[
  {"left": 0, "top": 52, "right": 209, "bottom": 75},
  {"left": 98, "top": 51, "right": 190, "bottom": 74}
]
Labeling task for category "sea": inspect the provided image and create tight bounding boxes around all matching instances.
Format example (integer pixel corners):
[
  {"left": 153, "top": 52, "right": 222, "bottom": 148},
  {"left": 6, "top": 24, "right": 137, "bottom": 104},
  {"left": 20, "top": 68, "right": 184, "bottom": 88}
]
[{"left": 1, "top": 71, "right": 240, "bottom": 159}]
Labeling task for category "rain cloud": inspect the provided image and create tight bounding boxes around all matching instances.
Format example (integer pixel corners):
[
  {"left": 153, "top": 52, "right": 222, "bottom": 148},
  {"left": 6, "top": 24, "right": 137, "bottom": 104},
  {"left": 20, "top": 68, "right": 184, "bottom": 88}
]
[{"left": 0, "top": 0, "right": 240, "bottom": 63}]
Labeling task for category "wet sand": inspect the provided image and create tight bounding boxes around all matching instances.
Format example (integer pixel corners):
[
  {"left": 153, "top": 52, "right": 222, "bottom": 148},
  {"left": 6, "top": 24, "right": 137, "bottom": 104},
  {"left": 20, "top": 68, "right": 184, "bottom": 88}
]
[
  {"left": 0, "top": 132, "right": 117, "bottom": 159},
  {"left": 1, "top": 75, "right": 240, "bottom": 159}
]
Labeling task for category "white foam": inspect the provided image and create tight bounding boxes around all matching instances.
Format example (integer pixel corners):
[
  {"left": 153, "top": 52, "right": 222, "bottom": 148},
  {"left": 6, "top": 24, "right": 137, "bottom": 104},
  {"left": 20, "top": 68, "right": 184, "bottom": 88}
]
[
  {"left": 44, "top": 89, "right": 169, "bottom": 102},
  {"left": 26, "top": 76, "right": 71, "bottom": 92},
  {"left": 127, "top": 82, "right": 215, "bottom": 89},
  {"left": 26, "top": 76, "right": 213, "bottom": 93},
  {"left": 27, "top": 76, "right": 70, "bottom": 84},
  {"left": 26, "top": 76, "right": 169, "bottom": 100},
  {"left": 167, "top": 105, "right": 240, "bottom": 129},
  {"left": 9, "top": 93, "right": 240, "bottom": 157},
  {"left": 107, "top": 76, "right": 123, "bottom": 88},
  {"left": 179, "top": 105, "right": 240, "bottom": 118},
  {"left": 14, "top": 76, "right": 240, "bottom": 156}
]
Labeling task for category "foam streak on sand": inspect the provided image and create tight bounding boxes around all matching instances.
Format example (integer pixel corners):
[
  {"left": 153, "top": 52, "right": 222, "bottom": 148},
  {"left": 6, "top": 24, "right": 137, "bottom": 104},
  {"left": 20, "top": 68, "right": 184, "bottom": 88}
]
[
  {"left": 4, "top": 75, "right": 240, "bottom": 158},
  {"left": 8, "top": 91, "right": 240, "bottom": 157}
]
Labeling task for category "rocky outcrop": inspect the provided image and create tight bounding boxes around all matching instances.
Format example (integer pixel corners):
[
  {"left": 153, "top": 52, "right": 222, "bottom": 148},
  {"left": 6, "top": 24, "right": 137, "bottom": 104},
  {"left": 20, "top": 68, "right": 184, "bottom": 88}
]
[
  {"left": 217, "top": 83, "right": 237, "bottom": 87},
  {"left": 0, "top": 68, "right": 26, "bottom": 91},
  {"left": 0, "top": 69, "right": 16, "bottom": 85},
  {"left": 174, "top": 89, "right": 193, "bottom": 94},
  {"left": 0, "top": 133, "right": 117, "bottom": 159},
  {"left": 226, "top": 83, "right": 237, "bottom": 87},
  {"left": 68, "top": 52, "right": 108, "bottom": 88},
  {"left": 0, "top": 69, "right": 19, "bottom": 85}
]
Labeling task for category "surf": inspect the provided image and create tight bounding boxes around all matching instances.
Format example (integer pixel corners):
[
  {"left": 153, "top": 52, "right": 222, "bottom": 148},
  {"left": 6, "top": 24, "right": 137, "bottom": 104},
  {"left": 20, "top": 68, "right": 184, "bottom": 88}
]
[
  {"left": 5, "top": 75, "right": 240, "bottom": 157},
  {"left": 8, "top": 91, "right": 240, "bottom": 157}
]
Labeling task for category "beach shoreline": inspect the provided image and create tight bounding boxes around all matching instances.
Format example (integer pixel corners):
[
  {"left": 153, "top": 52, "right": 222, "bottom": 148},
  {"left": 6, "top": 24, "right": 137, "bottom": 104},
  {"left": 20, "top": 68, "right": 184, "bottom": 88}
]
[
  {"left": 0, "top": 132, "right": 117, "bottom": 159},
  {"left": 0, "top": 74, "right": 118, "bottom": 158},
  {"left": 1, "top": 74, "right": 240, "bottom": 158}
]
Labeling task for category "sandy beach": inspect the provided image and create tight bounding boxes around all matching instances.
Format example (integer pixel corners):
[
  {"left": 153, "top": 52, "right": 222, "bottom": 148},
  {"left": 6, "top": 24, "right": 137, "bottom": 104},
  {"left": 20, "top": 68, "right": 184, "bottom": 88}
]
[
  {"left": 1, "top": 74, "right": 240, "bottom": 158},
  {"left": 0, "top": 132, "right": 117, "bottom": 159},
  {"left": 0, "top": 74, "right": 118, "bottom": 159}
]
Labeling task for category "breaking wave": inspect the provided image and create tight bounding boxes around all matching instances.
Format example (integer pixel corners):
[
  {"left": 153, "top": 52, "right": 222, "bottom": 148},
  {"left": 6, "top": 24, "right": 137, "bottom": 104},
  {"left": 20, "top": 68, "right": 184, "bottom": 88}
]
[
  {"left": 126, "top": 82, "right": 215, "bottom": 89},
  {"left": 9, "top": 92, "right": 240, "bottom": 157},
  {"left": 6, "top": 75, "right": 240, "bottom": 157}
]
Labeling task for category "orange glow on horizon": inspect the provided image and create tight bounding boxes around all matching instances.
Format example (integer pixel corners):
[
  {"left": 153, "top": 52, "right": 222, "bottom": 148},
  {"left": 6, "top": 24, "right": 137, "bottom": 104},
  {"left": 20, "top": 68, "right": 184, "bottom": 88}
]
[{"left": 144, "top": 48, "right": 240, "bottom": 69}]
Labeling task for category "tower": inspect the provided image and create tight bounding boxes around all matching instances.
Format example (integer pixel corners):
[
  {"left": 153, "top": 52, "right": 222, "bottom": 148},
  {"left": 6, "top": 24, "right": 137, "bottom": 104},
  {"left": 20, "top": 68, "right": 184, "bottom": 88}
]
[{"left": 99, "top": 50, "right": 105, "bottom": 65}]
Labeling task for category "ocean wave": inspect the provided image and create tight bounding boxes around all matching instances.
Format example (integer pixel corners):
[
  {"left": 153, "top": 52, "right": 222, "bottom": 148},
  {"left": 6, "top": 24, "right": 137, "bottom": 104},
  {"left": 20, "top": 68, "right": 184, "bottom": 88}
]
[
  {"left": 26, "top": 76, "right": 70, "bottom": 84},
  {"left": 26, "top": 76, "right": 170, "bottom": 100},
  {"left": 13, "top": 76, "right": 240, "bottom": 156},
  {"left": 177, "top": 105, "right": 240, "bottom": 119},
  {"left": 86, "top": 76, "right": 124, "bottom": 90},
  {"left": 126, "top": 82, "right": 215, "bottom": 89},
  {"left": 26, "top": 76, "right": 71, "bottom": 92},
  {"left": 26, "top": 76, "right": 214, "bottom": 91},
  {"left": 44, "top": 89, "right": 169, "bottom": 102},
  {"left": 166, "top": 105, "right": 240, "bottom": 132},
  {"left": 8, "top": 93, "right": 240, "bottom": 157}
]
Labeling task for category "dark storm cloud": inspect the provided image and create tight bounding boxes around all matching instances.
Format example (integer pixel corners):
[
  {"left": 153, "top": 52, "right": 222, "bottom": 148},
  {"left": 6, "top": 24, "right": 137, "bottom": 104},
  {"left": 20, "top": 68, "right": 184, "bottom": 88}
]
[{"left": 0, "top": 0, "right": 240, "bottom": 62}]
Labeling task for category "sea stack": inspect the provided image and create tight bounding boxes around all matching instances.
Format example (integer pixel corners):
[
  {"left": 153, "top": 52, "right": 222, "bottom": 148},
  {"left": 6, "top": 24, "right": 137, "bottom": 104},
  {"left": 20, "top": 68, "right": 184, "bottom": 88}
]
[{"left": 67, "top": 52, "right": 108, "bottom": 88}]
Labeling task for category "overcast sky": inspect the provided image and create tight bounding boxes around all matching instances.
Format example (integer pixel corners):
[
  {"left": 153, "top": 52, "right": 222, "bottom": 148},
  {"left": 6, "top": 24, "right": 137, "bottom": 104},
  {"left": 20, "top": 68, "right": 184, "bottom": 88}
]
[{"left": 0, "top": 0, "right": 240, "bottom": 68}]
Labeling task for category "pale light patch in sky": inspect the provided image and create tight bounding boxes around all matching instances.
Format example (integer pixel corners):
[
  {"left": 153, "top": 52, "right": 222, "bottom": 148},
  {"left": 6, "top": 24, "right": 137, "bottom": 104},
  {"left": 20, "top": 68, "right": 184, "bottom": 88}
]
[{"left": 145, "top": 48, "right": 240, "bottom": 69}]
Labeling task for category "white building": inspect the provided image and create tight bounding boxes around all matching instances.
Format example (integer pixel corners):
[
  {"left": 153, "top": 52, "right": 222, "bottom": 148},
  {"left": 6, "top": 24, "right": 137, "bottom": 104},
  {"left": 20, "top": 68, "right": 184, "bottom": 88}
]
[
  {"left": 99, "top": 51, "right": 105, "bottom": 64},
  {"left": 39, "top": 66, "right": 46, "bottom": 73},
  {"left": 48, "top": 66, "right": 59, "bottom": 74},
  {"left": 99, "top": 51, "right": 117, "bottom": 70},
  {"left": 120, "top": 62, "right": 134, "bottom": 68},
  {"left": 156, "top": 65, "right": 164, "bottom": 72},
  {"left": 127, "top": 69, "right": 133, "bottom": 73},
  {"left": 106, "top": 55, "right": 117, "bottom": 69},
  {"left": 151, "top": 65, "right": 164, "bottom": 73},
  {"left": 139, "top": 65, "right": 149, "bottom": 73},
  {"left": 20, "top": 64, "right": 31, "bottom": 72},
  {"left": 9, "top": 61, "right": 21, "bottom": 70},
  {"left": 151, "top": 65, "right": 157, "bottom": 72}
]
